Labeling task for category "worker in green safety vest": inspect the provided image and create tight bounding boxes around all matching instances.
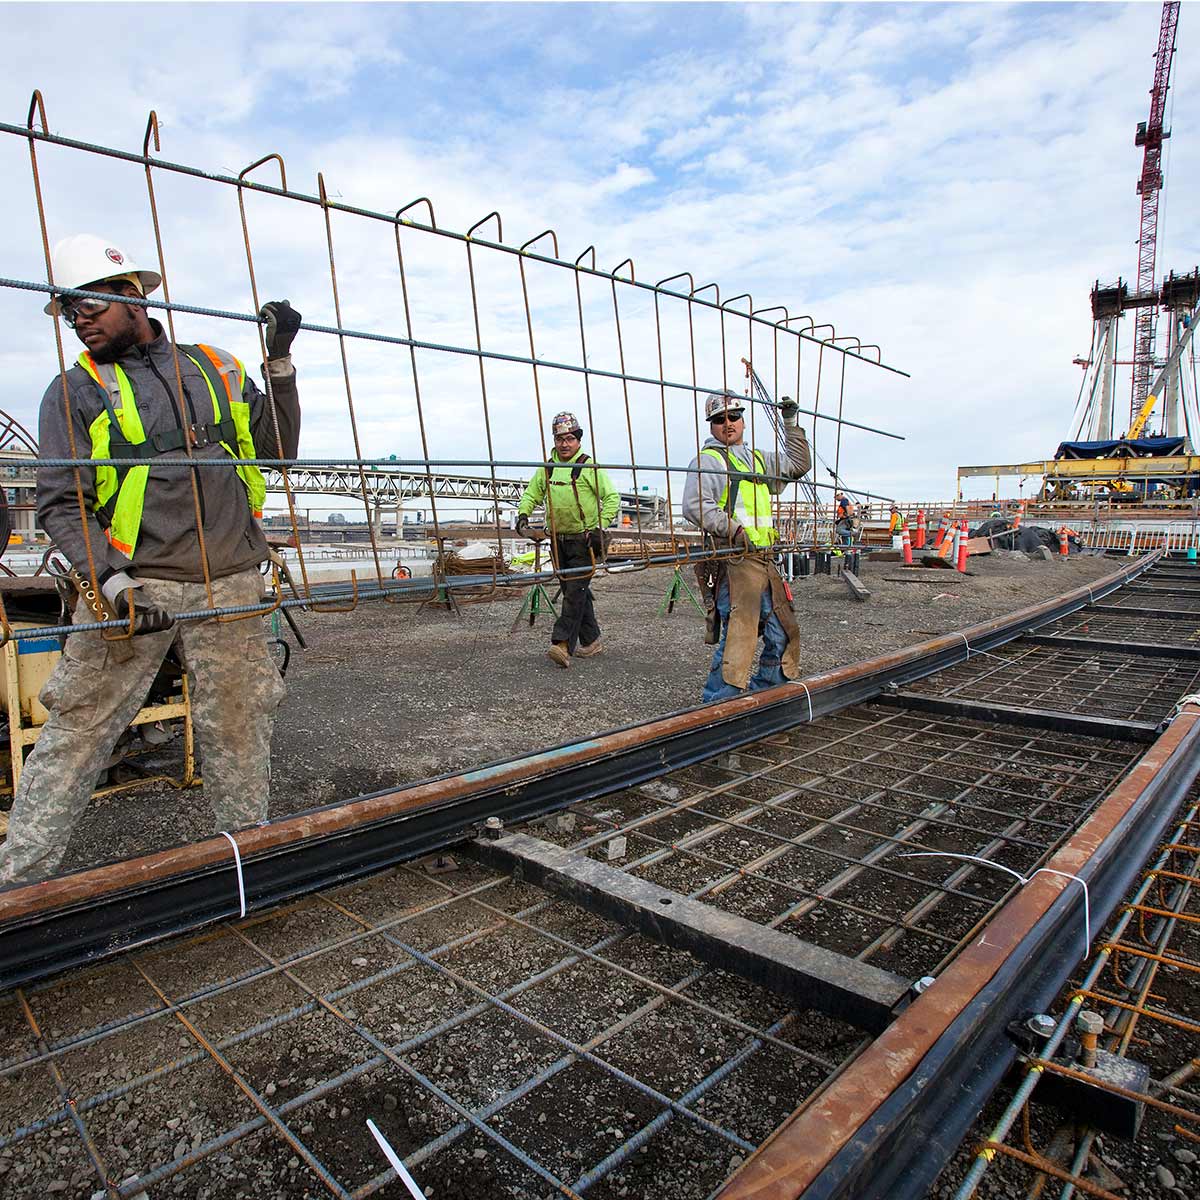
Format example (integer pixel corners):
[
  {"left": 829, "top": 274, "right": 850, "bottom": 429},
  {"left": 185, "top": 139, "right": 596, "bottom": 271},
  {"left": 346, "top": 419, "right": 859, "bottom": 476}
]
[
  {"left": 516, "top": 410, "right": 620, "bottom": 668},
  {"left": 682, "top": 390, "right": 811, "bottom": 703},
  {"left": 0, "top": 234, "right": 302, "bottom": 886}
]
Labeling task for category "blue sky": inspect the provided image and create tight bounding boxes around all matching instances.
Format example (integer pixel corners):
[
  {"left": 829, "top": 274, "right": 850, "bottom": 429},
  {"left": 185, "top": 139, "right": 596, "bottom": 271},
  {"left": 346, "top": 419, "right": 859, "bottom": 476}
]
[{"left": 0, "top": 1, "right": 1195, "bottom": 507}]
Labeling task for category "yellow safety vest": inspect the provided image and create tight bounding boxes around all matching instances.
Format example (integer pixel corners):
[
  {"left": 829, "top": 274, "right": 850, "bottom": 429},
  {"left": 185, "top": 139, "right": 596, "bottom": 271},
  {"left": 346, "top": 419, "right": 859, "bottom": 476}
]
[
  {"left": 77, "top": 344, "right": 266, "bottom": 557},
  {"left": 701, "top": 445, "right": 777, "bottom": 548}
]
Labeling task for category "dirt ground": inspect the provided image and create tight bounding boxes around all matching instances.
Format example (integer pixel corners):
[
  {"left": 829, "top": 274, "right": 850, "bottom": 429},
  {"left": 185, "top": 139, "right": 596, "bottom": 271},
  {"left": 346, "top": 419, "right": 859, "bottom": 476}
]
[{"left": 35, "top": 549, "right": 1123, "bottom": 876}]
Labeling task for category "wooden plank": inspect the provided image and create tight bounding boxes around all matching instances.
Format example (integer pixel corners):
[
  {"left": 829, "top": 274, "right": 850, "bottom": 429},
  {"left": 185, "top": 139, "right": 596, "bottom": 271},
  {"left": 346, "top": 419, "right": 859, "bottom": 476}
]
[
  {"left": 842, "top": 570, "right": 871, "bottom": 602},
  {"left": 469, "top": 832, "right": 909, "bottom": 1033}
]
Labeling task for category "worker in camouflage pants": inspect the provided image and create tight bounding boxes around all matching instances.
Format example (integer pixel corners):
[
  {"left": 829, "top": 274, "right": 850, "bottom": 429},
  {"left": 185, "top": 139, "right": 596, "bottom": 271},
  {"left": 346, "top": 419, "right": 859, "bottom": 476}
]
[{"left": 0, "top": 234, "right": 302, "bottom": 885}]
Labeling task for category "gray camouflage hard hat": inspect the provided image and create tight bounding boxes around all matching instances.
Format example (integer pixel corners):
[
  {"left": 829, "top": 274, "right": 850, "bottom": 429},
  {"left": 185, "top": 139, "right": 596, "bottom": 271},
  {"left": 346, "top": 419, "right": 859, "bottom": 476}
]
[{"left": 704, "top": 392, "right": 745, "bottom": 421}]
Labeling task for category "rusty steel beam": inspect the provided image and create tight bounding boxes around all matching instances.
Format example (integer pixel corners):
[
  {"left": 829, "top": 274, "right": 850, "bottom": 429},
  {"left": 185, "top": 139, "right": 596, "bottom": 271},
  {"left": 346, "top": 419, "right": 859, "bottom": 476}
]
[
  {"left": 715, "top": 702, "right": 1200, "bottom": 1200},
  {"left": 0, "top": 552, "right": 1158, "bottom": 993}
]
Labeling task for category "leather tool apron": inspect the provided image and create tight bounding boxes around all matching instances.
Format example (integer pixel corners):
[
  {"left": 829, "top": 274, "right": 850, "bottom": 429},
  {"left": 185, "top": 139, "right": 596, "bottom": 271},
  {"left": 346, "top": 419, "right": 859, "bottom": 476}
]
[{"left": 722, "top": 553, "right": 801, "bottom": 689}]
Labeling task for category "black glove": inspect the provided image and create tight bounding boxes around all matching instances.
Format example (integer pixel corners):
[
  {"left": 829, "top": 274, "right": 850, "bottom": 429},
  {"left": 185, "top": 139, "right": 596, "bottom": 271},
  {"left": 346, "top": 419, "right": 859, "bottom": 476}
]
[
  {"left": 731, "top": 526, "right": 751, "bottom": 550},
  {"left": 100, "top": 569, "right": 175, "bottom": 634},
  {"left": 516, "top": 514, "right": 531, "bottom": 537},
  {"left": 778, "top": 396, "right": 800, "bottom": 421},
  {"left": 260, "top": 300, "right": 302, "bottom": 360}
]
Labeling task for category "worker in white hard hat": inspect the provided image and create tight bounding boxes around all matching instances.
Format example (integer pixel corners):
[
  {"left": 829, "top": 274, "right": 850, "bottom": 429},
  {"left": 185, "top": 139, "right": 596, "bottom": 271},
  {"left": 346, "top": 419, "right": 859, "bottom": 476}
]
[
  {"left": 0, "top": 234, "right": 303, "bottom": 885},
  {"left": 516, "top": 410, "right": 620, "bottom": 668},
  {"left": 682, "top": 391, "right": 811, "bottom": 702}
]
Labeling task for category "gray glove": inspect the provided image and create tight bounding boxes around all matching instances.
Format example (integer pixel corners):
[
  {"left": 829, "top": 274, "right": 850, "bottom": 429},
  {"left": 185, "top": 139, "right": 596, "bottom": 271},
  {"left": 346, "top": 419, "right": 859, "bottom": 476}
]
[
  {"left": 100, "top": 569, "right": 174, "bottom": 633},
  {"left": 516, "top": 514, "right": 531, "bottom": 537},
  {"left": 260, "top": 300, "right": 301, "bottom": 360},
  {"left": 778, "top": 396, "right": 800, "bottom": 424}
]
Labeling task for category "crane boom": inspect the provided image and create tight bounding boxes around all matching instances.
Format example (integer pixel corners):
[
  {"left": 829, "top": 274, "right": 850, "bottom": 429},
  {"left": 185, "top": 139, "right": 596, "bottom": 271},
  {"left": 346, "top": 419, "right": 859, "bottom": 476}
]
[{"left": 1130, "top": 1, "right": 1181, "bottom": 422}]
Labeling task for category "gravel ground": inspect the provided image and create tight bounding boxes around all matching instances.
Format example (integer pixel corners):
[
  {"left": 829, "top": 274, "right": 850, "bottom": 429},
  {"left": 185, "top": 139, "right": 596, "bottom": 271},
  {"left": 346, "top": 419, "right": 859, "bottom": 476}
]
[{"left": 35, "top": 550, "right": 1123, "bottom": 875}]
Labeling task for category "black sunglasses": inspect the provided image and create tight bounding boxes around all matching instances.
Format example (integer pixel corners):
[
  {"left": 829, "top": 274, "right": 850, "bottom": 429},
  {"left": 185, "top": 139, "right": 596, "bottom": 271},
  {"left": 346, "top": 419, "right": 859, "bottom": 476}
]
[{"left": 709, "top": 412, "right": 744, "bottom": 425}]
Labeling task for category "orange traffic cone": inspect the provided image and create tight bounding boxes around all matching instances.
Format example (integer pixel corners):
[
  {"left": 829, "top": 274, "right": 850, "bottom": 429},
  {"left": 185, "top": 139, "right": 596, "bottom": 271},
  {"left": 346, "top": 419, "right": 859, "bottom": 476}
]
[
  {"left": 902, "top": 525, "right": 913, "bottom": 565},
  {"left": 933, "top": 511, "right": 951, "bottom": 547},
  {"left": 914, "top": 508, "right": 926, "bottom": 549},
  {"left": 956, "top": 520, "right": 969, "bottom": 573}
]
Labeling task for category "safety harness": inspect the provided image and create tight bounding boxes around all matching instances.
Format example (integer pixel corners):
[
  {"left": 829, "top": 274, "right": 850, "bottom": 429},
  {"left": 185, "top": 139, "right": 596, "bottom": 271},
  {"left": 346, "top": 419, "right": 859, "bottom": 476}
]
[{"left": 77, "top": 343, "right": 265, "bottom": 557}]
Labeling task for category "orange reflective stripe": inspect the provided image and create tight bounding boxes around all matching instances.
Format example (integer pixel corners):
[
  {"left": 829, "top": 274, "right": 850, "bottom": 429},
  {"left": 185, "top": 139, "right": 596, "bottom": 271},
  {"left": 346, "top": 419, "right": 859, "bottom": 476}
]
[
  {"left": 195, "top": 343, "right": 235, "bottom": 406},
  {"left": 104, "top": 528, "right": 134, "bottom": 555},
  {"left": 78, "top": 352, "right": 103, "bottom": 387}
]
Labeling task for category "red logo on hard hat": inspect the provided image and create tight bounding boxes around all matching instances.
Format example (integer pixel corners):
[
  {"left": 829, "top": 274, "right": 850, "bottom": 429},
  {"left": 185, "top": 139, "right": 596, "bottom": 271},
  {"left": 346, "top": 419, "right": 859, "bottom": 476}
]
[{"left": 104, "top": 248, "right": 124, "bottom": 265}]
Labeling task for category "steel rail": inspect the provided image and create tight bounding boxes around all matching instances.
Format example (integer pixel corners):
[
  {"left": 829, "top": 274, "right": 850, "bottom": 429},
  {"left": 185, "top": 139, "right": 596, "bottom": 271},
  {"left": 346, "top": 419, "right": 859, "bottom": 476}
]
[{"left": 0, "top": 553, "right": 1156, "bottom": 992}]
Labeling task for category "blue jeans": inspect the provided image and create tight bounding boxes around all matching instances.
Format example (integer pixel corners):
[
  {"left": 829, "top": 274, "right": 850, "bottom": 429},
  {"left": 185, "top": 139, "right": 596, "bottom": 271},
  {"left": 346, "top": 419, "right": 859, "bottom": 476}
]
[{"left": 702, "top": 577, "right": 789, "bottom": 702}]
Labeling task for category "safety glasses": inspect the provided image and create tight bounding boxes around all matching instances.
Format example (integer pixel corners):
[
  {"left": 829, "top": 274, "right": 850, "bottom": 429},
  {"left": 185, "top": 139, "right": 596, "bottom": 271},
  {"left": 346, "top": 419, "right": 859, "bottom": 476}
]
[
  {"left": 709, "top": 412, "right": 744, "bottom": 425},
  {"left": 59, "top": 297, "right": 113, "bottom": 328}
]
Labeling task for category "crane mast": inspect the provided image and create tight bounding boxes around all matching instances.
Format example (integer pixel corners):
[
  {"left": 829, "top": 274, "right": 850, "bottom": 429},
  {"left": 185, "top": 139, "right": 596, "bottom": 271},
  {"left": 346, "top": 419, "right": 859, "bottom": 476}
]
[{"left": 1130, "top": 0, "right": 1181, "bottom": 423}]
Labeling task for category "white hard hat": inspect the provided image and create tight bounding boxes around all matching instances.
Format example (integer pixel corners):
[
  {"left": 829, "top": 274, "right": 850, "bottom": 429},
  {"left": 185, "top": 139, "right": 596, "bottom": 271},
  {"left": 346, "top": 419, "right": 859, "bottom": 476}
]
[{"left": 43, "top": 235, "right": 161, "bottom": 315}]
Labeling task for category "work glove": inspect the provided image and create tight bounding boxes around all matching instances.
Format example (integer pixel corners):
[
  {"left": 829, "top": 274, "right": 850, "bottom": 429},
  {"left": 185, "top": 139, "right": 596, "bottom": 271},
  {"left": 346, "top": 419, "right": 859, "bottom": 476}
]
[
  {"left": 260, "top": 300, "right": 302, "bottom": 360},
  {"left": 730, "top": 526, "right": 751, "bottom": 551},
  {"left": 587, "top": 529, "right": 606, "bottom": 558},
  {"left": 100, "top": 569, "right": 174, "bottom": 634},
  {"left": 778, "top": 396, "right": 800, "bottom": 425},
  {"left": 516, "top": 514, "right": 531, "bottom": 537}
]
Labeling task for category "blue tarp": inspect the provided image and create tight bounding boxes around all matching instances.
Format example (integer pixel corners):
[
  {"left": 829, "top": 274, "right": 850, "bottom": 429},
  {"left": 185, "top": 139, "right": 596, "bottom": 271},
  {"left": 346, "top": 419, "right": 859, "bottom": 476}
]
[{"left": 1055, "top": 436, "right": 1186, "bottom": 460}]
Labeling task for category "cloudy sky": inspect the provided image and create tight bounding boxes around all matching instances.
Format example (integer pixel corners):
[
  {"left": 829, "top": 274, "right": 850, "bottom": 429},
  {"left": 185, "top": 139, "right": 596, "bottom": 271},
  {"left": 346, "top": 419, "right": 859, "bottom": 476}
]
[{"left": 0, "top": 0, "right": 1195, "bottom": 511}]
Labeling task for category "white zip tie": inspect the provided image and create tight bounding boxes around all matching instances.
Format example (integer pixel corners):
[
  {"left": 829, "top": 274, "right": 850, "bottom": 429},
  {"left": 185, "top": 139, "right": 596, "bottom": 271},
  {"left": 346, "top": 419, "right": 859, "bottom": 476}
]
[
  {"left": 366, "top": 1119, "right": 425, "bottom": 1199},
  {"left": 798, "top": 681, "right": 814, "bottom": 723},
  {"left": 898, "top": 851, "right": 1091, "bottom": 962},
  {"left": 956, "top": 632, "right": 1011, "bottom": 666},
  {"left": 219, "top": 831, "right": 247, "bottom": 920}
]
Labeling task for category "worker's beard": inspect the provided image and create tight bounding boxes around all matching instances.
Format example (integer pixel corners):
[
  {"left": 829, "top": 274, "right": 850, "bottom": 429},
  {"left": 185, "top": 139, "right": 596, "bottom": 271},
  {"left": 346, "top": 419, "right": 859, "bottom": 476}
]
[{"left": 86, "top": 307, "right": 143, "bottom": 364}]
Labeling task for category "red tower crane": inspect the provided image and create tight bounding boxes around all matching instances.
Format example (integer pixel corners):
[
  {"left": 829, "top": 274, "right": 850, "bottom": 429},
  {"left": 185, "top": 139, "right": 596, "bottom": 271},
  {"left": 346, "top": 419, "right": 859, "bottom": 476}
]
[{"left": 1129, "top": 0, "right": 1181, "bottom": 424}]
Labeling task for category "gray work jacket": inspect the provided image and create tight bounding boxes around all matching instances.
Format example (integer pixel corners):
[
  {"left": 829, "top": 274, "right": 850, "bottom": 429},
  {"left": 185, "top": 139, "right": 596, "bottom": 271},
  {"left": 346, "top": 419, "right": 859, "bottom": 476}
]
[
  {"left": 36, "top": 320, "right": 300, "bottom": 583},
  {"left": 681, "top": 425, "right": 811, "bottom": 540}
]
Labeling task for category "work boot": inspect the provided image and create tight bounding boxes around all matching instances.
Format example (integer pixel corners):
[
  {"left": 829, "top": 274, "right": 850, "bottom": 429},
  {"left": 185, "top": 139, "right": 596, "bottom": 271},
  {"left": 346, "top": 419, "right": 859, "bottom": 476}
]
[
  {"left": 575, "top": 638, "right": 603, "bottom": 658},
  {"left": 547, "top": 642, "right": 570, "bottom": 669}
]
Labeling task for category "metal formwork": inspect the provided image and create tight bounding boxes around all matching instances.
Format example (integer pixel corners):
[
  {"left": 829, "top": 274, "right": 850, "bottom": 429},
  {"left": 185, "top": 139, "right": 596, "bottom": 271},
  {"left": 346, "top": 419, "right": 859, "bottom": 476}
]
[{"left": 4, "top": 554, "right": 1200, "bottom": 1199}]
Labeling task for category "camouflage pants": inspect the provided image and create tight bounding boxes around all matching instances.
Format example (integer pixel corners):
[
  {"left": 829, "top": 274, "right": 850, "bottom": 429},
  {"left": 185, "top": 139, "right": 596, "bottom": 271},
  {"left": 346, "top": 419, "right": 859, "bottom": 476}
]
[{"left": 0, "top": 568, "right": 286, "bottom": 886}]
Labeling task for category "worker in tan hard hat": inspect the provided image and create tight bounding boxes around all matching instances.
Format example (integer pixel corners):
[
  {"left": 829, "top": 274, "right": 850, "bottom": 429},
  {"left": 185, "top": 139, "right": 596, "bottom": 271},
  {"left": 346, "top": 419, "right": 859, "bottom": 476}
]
[
  {"left": 516, "top": 411, "right": 620, "bottom": 668},
  {"left": 682, "top": 390, "right": 811, "bottom": 702},
  {"left": 0, "top": 234, "right": 302, "bottom": 885}
]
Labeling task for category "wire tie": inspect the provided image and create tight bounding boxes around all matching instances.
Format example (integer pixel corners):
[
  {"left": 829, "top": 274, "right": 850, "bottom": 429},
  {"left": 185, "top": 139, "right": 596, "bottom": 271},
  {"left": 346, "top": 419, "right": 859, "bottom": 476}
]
[
  {"left": 1170, "top": 692, "right": 1200, "bottom": 721},
  {"left": 898, "top": 852, "right": 1091, "bottom": 962},
  {"left": 798, "top": 681, "right": 814, "bottom": 724},
  {"left": 366, "top": 1119, "right": 425, "bottom": 1199},
  {"left": 219, "top": 831, "right": 247, "bottom": 920}
]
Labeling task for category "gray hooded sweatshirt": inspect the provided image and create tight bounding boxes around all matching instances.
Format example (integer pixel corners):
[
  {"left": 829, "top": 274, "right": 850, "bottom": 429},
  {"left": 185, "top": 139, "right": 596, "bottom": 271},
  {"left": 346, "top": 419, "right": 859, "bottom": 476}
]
[
  {"left": 37, "top": 319, "right": 300, "bottom": 583},
  {"left": 681, "top": 422, "right": 811, "bottom": 539}
]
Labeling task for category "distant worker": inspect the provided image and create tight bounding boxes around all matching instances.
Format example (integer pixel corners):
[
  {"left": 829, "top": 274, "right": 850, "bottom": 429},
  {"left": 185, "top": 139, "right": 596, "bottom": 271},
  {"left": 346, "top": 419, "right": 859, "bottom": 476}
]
[
  {"left": 834, "top": 492, "right": 855, "bottom": 547},
  {"left": 0, "top": 234, "right": 302, "bottom": 886},
  {"left": 889, "top": 504, "right": 903, "bottom": 536},
  {"left": 682, "top": 391, "right": 811, "bottom": 702},
  {"left": 516, "top": 411, "right": 619, "bottom": 668}
]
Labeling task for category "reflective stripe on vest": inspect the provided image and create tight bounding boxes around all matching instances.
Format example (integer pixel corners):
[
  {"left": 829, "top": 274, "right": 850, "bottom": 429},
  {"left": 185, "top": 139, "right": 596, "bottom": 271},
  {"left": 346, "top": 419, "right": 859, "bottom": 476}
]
[
  {"left": 701, "top": 445, "right": 777, "bottom": 547},
  {"left": 77, "top": 344, "right": 265, "bottom": 558}
]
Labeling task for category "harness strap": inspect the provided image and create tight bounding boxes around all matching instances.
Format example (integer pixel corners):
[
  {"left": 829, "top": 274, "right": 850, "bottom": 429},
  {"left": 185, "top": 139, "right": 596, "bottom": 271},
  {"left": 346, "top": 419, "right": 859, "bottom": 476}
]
[
  {"left": 568, "top": 452, "right": 590, "bottom": 525},
  {"left": 707, "top": 446, "right": 766, "bottom": 518},
  {"left": 182, "top": 345, "right": 239, "bottom": 448}
]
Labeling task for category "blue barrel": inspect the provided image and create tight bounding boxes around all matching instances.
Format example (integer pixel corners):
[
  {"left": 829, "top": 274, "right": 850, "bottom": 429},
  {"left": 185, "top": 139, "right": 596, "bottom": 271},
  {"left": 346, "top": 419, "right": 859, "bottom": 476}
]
[{"left": 1189, "top": 545, "right": 1197, "bottom": 563}]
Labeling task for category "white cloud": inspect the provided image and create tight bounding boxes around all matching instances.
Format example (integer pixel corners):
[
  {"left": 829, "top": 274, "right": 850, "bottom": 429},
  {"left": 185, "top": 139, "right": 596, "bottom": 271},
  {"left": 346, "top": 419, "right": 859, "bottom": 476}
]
[{"left": 0, "top": 0, "right": 1194, "bottom": 516}]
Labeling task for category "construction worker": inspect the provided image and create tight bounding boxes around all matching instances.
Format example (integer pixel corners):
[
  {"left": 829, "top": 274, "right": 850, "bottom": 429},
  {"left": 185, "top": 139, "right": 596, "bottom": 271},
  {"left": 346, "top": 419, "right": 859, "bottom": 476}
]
[
  {"left": 888, "top": 503, "right": 904, "bottom": 537},
  {"left": 0, "top": 234, "right": 301, "bottom": 886},
  {"left": 834, "top": 493, "right": 855, "bottom": 547},
  {"left": 682, "top": 391, "right": 811, "bottom": 703},
  {"left": 516, "top": 411, "right": 619, "bottom": 668}
]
